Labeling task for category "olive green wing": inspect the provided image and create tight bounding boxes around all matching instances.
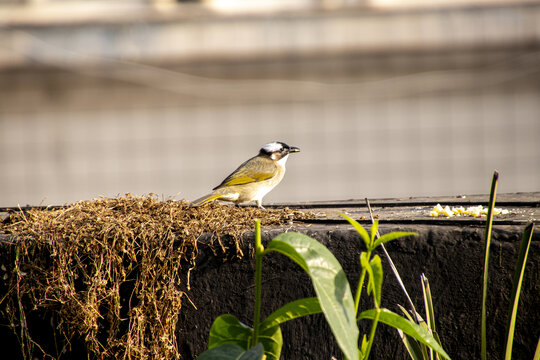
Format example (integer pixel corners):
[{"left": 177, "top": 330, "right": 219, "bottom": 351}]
[{"left": 213, "top": 156, "right": 277, "bottom": 189}]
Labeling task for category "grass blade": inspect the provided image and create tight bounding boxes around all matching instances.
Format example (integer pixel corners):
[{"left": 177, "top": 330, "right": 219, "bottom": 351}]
[
  {"left": 534, "top": 337, "right": 540, "bottom": 360},
  {"left": 358, "top": 308, "right": 451, "bottom": 360},
  {"left": 421, "top": 274, "right": 439, "bottom": 360},
  {"left": 504, "top": 222, "right": 534, "bottom": 360},
  {"left": 481, "top": 170, "right": 498, "bottom": 360},
  {"left": 398, "top": 329, "right": 427, "bottom": 360}
]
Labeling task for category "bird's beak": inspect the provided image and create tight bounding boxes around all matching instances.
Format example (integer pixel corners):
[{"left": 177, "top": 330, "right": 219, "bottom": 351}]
[{"left": 289, "top": 146, "right": 300, "bottom": 153}]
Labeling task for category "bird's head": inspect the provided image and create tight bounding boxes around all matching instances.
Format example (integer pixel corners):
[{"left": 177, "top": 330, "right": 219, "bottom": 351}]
[{"left": 259, "top": 142, "right": 300, "bottom": 161}]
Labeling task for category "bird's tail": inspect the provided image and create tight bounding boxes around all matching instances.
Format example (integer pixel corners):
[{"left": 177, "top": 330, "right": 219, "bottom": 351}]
[{"left": 190, "top": 193, "right": 224, "bottom": 207}]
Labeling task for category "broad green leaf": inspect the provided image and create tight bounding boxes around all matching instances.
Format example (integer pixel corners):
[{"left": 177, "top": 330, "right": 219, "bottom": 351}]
[
  {"left": 198, "top": 343, "right": 264, "bottom": 360},
  {"left": 505, "top": 222, "right": 534, "bottom": 360},
  {"left": 240, "top": 343, "right": 265, "bottom": 360},
  {"left": 260, "top": 297, "right": 322, "bottom": 329},
  {"left": 198, "top": 343, "right": 247, "bottom": 359},
  {"left": 373, "top": 232, "right": 417, "bottom": 249},
  {"left": 207, "top": 314, "right": 283, "bottom": 360},
  {"left": 266, "top": 232, "right": 359, "bottom": 360},
  {"left": 340, "top": 213, "right": 371, "bottom": 249},
  {"left": 258, "top": 324, "right": 283, "bottom": 360},
  {"left": 358, "top": 308, "right": 451, "bottom": 360},
  {"left": 208, "top": 314, "right": 252, "bottom": 350}
]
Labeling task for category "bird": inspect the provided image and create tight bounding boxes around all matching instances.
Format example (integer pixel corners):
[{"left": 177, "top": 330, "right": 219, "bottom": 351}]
[{"left": 191, "top": 141, "right": 300, "bottom": 209}]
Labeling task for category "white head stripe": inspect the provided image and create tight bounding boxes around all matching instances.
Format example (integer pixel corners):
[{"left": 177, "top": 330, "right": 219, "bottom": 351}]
[{"left": 262, "top": 142, "right": 283, "bottom": 153}]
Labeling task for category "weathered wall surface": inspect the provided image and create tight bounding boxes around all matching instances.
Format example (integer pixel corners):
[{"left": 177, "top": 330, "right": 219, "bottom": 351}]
[{"left": 0, "top": 221, "right": 538, "bottom": 359}]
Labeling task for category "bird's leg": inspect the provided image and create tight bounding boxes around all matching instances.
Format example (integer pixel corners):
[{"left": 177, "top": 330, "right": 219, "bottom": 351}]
[{"left": 256, "top": 200, "right": 266, "bottom": 210}]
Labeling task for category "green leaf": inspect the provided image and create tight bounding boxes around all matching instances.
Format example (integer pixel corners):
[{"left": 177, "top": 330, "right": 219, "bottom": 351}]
[
  {"left": 359, "top": 253, "right": 383, "bottom": 308},
  {"left": 421, "top": 274, "right": 437, "bottom": 334},
  {"left": 360, "top": 334, "right": 369, "bottom": 358},
  {"left": 370, "top": 219, "right": 379, "bottom": 246},
  {"left": 360, "top": 252, "right": 371, "bottom": 273},
  {"left": 397, "top": 304, "right": 416, "bottom": 324},
  {"left": 373, "top": 232, "right": 417, "bottom": 249},
  {"left": 258, "top": 324, "right": 283, "bottom": 360},
  {"left": 369, "top": 255, "right": 383, "bottom": 308},
  {"left": 398, "top": 329, "right": 427, "bottom": 360},
  {"left": 198, "top": 343, "right": 265, "bottom": 360},
  {"left": 360, "top": 254, "right": 375, "bottom": 300},
  {"left": 197, "top": 343, "right": 247, "bottom": 359},
  {"left": 505, "top": 222, "right": 534, "bottom": 360},
  {"left": 266, "top": 232, "right": 359, "bottom": 360},
  {"left": 397, "top": 305, "right": 431, "bottom": 360},
  {"left": 481, "top": 170, "right": 499, "bottom": 360},
  {"left": 358, "top": 308, "right": 451, "bottom": 360},
  {"left": 260, "top": 297, "right": 322, "bottom": 329},
  {"left": 208, "top": 314, "right": 252, "bottom": 350},
  {"left": 420, "top": 274, "right": 445, "bottom": 360},
  {"left": 340, "top": 213, "right": 371, "bottom": 249},
  {"left": 240, "top": 343, "right": 265, "bottom": 360},
  {"left": 534, "top": 337, "right": 540, "bottom": 360},
  {"left": 207, "top": 314, "right": 283, "bottom": 360}
]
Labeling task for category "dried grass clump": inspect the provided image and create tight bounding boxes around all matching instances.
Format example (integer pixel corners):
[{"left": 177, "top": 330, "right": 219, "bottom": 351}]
[{"left": 0, "top": 195, "right": 313, "bottom": 359}]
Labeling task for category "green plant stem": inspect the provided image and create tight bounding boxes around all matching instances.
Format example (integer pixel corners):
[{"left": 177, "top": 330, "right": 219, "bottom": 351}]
[
  {"left": 481, "top": 170, "right": 498, "bottom": 360},
  {"left": 355, "top": 248, "right": 372, "bottom": 317},
  {"left": 252, "top": 219, "right": 264, "bottom": 348},
  {"left": 354, "top": 268, "right": 367, "bottom": 317},
  {"left": 363, "top": 308, "right": 381, "bottom": 359}
]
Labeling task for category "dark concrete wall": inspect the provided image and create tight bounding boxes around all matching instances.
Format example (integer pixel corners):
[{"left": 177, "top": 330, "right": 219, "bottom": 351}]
[
  {"left": 178, "top": 223, "right": 539, "bottom": 360},
  {"left": 0, "top": 222, "right": 538, "bottom": 359}
]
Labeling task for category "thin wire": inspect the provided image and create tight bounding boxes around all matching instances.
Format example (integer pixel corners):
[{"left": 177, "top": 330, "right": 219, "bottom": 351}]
[{"left": 365, "top": 198, "right": 420, "bottom": 323}]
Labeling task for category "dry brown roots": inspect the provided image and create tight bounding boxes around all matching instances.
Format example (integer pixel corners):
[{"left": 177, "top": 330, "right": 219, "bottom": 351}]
[{"left": 0, "top": 195, "right": 313, "bottom": 359}]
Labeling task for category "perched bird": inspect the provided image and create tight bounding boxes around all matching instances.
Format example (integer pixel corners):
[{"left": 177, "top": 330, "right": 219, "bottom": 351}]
[{"left": 191, "top": 141, "right": 300, "bottom": 209}]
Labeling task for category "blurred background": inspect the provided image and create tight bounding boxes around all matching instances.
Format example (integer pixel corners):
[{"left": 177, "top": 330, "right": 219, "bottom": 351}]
[{"left": 0, "top": 0, "right": 539, "bottom": 207}]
